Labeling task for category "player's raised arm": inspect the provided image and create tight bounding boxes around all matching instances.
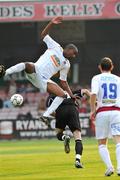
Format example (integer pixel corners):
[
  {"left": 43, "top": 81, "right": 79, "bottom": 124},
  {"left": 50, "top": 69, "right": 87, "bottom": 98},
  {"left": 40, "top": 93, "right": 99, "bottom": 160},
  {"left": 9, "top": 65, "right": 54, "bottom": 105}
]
[{"left": 41, "top": 16, "right": 63, "bottom": 39}]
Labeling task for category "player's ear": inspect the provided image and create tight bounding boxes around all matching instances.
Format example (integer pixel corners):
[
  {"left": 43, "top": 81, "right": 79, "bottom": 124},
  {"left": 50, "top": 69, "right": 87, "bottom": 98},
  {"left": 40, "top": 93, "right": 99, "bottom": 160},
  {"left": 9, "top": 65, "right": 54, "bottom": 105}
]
[
  {"left": 111, "top": 64, "right": 114, "bottom": 71},
  {"left": 98, "top": 65, "right": 101, "bottom": 71}
]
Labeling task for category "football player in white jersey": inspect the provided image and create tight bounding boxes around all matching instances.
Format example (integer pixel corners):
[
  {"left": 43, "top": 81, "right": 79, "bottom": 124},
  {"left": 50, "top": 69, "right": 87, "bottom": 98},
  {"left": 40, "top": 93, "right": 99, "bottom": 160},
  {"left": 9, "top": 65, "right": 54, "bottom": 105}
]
[
  {"left": 0, "top": 17, "right": 78, "bottom": 120},
  {"left": 90, "top": 57, "right": 120, "bottom": 176}
]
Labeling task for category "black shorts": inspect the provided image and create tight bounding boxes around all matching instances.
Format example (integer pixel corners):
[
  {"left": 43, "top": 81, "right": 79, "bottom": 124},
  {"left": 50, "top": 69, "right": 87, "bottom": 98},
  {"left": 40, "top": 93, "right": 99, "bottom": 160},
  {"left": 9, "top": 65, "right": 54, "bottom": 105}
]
[{"left": 55, "top": 104, "right": 81, "bottom": 132}]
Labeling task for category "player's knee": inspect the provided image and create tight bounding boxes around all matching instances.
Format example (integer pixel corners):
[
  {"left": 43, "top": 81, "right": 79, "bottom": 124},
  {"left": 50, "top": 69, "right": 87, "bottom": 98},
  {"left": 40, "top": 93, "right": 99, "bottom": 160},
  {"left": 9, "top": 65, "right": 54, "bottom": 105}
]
[
  {"left": 56, "top": 132, "right": 63, "bottom": 141},
  {"left": 61, "top": 91, "right": 71, "bottom": 99},
  {"left": 61, "top": 94, "right": 67, "bottom": 99},
  {"left": 25, "top": 62, "right": 35, "bottom": 74}
]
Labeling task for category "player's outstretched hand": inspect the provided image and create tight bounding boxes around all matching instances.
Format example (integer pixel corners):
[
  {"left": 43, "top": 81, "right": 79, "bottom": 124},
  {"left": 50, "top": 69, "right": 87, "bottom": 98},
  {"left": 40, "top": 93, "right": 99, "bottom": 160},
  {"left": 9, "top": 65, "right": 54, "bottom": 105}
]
[
  {"left": 51, "top": 16, "right": 63, "bottom": 24},
  {"left": 0, "top": 65, "right": 5, "bottom": 78},
  {"left": 81, "top": 89, "right": 91, "bottom": 97}
]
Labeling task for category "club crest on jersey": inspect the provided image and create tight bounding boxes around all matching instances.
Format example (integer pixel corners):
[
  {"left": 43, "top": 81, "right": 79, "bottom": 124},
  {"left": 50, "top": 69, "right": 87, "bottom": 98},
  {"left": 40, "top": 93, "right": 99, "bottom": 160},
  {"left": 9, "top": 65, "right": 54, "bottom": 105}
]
[{"left": 51, "top": 55, "right": 60, "bottom": 67}]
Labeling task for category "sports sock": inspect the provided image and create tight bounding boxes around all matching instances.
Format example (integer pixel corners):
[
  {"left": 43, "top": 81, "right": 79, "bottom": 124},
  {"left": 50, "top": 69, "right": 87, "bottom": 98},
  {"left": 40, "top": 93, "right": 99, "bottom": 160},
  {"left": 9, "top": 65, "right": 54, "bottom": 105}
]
[
  {"left": 5, "top": 63, "right": 25, "bottom": 76},
  {"left": 99, "top": 144, "right": 113, "bottom": 168},
  {"left": 62, "top": 135, "right": 66, "bottom": 141},
  {"left": 75, "top": 140, "right": 83, "bottom": 161},
  {"left": 56, "top": 132, "right": 64, "bottom": 141},
  {"left": 43, "top": 96, "right": 64, "bottom": 117},
  {"left": 116, "top": 143, "right": 120, "bottom": 169}
]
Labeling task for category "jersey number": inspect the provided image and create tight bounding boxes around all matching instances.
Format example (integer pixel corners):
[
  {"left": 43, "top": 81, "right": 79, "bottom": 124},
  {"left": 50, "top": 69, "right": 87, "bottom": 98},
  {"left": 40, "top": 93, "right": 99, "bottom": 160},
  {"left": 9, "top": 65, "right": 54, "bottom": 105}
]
[{"left": 101, "top": 83, "right": 117, "bottom": 99}]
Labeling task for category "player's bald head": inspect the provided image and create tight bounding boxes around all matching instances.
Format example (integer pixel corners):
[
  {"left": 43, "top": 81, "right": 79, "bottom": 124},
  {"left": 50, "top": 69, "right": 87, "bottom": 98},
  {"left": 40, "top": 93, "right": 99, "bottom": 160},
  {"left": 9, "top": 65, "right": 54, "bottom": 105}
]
[
  {"left": 65, "top": 44, "right": 78, "bottom": 52},
  {"left": 63, "top": 44, "right": 78, "bottom": 59}
]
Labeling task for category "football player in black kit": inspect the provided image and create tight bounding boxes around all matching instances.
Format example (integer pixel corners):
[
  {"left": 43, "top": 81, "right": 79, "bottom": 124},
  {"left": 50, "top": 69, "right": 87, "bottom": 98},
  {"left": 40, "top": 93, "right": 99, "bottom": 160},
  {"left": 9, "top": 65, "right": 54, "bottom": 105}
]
[{"left": 45, "top": 88, "right": 90, "bottom": 168}]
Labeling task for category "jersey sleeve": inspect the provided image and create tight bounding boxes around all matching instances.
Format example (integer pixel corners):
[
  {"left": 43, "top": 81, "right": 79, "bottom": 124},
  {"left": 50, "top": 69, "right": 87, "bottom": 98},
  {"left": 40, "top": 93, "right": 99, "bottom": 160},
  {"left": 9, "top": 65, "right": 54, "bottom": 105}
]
[
  {"left": 73, "top": 89, "right": 83, "bottom": 97},
  {"left": 91, "top": 76, "right": 99, "bottom": 95},
  {"left": 43, "top": 35, "right": 60, "bottom": 49},
  {"left": 59, "top": 62, "right": 70, "bottom": 81}
]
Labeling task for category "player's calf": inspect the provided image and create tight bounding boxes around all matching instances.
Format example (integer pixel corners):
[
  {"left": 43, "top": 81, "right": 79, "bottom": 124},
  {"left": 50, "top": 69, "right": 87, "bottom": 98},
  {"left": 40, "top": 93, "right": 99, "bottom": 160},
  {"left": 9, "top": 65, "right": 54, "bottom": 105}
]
[
  {"left": 74, "top": 139, "right": 83, "bottom": 168},
  {"left": 56, "top": 132, "right": 64, "bottom": 141},
  {"left": 64, "top": 135, "right": 70, "bottom": 153}
]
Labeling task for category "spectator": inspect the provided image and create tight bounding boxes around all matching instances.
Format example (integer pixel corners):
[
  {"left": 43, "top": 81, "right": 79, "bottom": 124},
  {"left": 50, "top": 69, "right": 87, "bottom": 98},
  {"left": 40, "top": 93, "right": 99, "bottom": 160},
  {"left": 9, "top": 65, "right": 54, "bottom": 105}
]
[
  {"left": 26, "top": 83, "right": 35, "bottom": 93},
  {"left": 0, "top": 98, "right": 3, "bottom": 108},
  {"left": 17, "top": 84, "right": 26, "bottom": 93},
  {"left": 3, "top": 97, "right": 13, "bottom": 108}
]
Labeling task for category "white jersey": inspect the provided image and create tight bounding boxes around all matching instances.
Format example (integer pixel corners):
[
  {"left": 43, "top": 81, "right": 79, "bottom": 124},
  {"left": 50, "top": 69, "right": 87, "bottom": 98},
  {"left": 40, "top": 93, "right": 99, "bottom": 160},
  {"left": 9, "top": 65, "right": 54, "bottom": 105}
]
[
  {"left": 35, "top": 35, "right": 70, "bottom": 81},
  {"left": 91, "top": 72, "right": 120, "bottom": 108}
]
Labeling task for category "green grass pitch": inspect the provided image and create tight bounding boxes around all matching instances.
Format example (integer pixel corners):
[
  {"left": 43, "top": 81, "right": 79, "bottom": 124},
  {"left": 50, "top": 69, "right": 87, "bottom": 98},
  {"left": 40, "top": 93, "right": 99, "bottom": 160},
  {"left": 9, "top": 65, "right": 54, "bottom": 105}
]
[{"left": 0, "top": 138, "right": 119, "bottom": 180}]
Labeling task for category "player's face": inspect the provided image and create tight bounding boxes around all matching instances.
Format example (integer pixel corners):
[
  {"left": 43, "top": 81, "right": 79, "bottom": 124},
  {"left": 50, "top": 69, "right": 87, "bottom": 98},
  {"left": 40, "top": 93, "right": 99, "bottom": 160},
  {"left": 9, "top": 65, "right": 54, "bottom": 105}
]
[{"left": 64, "top": 49, "right": 78, "bottom": 59}]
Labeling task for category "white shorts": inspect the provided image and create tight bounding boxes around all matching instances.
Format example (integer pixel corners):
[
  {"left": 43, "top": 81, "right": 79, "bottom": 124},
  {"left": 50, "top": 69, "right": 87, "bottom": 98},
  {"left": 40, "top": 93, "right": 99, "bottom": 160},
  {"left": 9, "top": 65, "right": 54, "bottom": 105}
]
[
  {"left": 25, "top": 69, "right": 56, "bottom": 93},
  {"left": 95, "top": 110, "right": 120, "bottom": 139}
]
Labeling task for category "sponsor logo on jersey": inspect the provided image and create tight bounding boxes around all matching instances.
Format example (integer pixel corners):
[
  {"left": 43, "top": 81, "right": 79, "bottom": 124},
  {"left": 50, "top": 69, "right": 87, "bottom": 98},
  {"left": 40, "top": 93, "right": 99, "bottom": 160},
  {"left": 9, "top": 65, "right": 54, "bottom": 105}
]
[{"left": 102, "top": 99, "right": 116, "bottom": 104}]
